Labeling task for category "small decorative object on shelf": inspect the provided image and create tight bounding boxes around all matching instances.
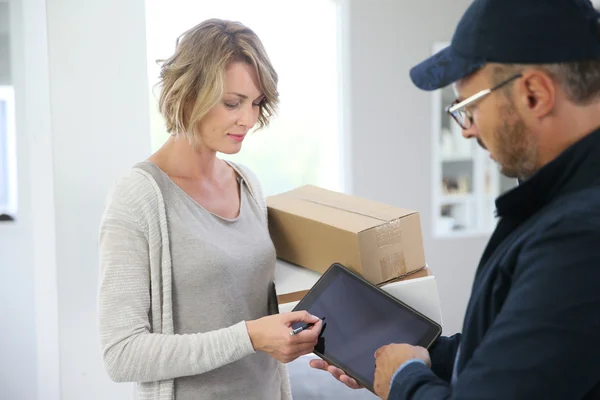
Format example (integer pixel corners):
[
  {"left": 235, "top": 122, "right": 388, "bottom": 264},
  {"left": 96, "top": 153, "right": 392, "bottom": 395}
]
[
  {"left": 431, "top": 42, "right": 517, "bottom": 238},
  {"left": 0, "top": 214, "right": 14, "bottom": 222}
]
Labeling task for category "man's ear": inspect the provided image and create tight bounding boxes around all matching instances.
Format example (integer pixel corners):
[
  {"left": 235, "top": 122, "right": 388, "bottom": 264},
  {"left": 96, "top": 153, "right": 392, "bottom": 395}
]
[{"left": 517, "top": 69, "right": 556, "bottom": 119}]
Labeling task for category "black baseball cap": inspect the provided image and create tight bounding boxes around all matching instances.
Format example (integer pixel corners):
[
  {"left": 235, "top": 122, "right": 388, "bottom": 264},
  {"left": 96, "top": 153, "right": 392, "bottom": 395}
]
[{"left": 410, "top": 0, "right": 600, "bottom": 91}]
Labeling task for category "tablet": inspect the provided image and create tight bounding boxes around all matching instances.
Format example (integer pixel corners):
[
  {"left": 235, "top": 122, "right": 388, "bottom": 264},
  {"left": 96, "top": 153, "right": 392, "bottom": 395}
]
[{"left": 292, "top": 262, "right": 442, "bottom": 393}]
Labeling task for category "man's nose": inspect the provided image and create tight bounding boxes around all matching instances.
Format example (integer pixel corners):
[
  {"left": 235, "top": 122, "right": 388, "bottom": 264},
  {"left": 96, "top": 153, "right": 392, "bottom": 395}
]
[{"left": 462, "top": 124, "right": 479, "bottom": 139}]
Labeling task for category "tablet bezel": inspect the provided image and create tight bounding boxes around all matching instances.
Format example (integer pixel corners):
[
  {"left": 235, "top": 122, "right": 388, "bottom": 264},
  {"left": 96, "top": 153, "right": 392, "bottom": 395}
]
[{"left": 291, "top": 262, "right": 442, "bottom": 393}]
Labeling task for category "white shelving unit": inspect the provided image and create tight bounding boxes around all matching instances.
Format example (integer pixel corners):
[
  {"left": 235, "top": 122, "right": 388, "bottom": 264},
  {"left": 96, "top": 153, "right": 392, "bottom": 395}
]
[{"left": 431, "top": 42, "right": 516, "bottom": 238}]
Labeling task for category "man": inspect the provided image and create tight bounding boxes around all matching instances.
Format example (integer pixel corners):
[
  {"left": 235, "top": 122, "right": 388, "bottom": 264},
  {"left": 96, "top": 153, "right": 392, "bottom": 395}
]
[{"left": 310, "top": 0, "right": 600, "bottom": 398}]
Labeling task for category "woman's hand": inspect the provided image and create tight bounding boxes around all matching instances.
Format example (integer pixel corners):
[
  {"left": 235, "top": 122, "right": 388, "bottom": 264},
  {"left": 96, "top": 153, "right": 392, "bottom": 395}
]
[
  {"left": 309, "top": 359, "right": 364, "bottom": 390},
  {"left": 246, "top": 311, "right": 322, "bottom": 363}
]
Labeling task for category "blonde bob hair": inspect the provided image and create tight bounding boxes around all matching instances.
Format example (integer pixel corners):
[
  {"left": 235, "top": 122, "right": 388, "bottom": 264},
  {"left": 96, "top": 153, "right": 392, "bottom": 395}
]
[{"left": 157, "top": 19, "right": 279, "bottom": 141}]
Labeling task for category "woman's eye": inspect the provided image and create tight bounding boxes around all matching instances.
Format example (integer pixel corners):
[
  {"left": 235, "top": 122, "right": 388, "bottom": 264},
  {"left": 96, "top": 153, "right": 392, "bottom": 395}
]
[{"left": 225, "top": 103, "right": 239, "bottom": 109}]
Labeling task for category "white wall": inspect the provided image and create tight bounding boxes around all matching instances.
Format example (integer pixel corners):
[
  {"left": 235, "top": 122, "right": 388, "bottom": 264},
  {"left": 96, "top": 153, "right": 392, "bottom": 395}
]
[
  {"left": 2, "top": 0, "right": 150, "bottom": 398},
  {"left": 0, "top": 0, "right": 38, "bottom": 399},
  {"left": 0, "top": 34, "right": 9, "bottom": 85},
  {"left": 346, "top": 0, "right": 484, "bottom": 335},
  {"left": 0, "top": 2, "right": 8, "bottom": 34},
  {"left": 0, "top": 3, "right": 10, "bottom": 85},
  {"left": 3, "top": 0, "right": 487, "bottom": 398},
  {"left": 44, "top": 0, "right": 151, "bottom": 397}
]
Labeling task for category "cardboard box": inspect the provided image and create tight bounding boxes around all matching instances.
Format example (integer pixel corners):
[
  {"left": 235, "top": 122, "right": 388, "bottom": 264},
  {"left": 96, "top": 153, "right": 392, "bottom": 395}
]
[
  {"left": 267, "top": 185, "right": 426, "bottom": 285},
  {"left": 275, "top": 260, "right": 443, "bottom": 326},
  {"left": 275, "top": 258, "right": 432, "bottom": 305}
]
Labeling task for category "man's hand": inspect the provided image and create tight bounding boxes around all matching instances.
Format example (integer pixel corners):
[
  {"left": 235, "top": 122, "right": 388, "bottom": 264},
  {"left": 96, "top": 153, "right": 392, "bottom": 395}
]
[
  {"left": 374, "top": 344, "right": 431, "bottom": 400},
  {"left": 309, "top": 359, "right": 364, "bottom": 390}
]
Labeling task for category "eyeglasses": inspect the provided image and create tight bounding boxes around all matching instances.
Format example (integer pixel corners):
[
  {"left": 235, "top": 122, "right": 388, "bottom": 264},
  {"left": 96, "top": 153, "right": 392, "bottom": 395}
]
[{"left": 446, "top": 74, "right": 522, "bottom": 130}]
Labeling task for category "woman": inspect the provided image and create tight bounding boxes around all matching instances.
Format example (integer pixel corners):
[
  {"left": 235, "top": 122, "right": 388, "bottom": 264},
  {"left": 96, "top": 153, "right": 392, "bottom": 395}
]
[{"left": 98, "top": 19, "right": 322, "bottom": 400}]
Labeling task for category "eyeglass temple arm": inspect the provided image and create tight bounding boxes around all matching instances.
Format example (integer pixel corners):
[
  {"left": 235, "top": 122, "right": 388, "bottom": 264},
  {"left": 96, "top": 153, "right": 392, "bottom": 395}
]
[
  {"left": 447, "top": 74, "right": 523, "bottom": 114},
  {"left": 448, "top": 89, "right": 491, "bottom": 113}
]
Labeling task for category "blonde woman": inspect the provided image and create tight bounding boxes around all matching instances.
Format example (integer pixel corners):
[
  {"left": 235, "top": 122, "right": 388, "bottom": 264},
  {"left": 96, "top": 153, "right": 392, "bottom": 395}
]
[{"left": 98, "top": 19, "right": 322, "bottom": 400}]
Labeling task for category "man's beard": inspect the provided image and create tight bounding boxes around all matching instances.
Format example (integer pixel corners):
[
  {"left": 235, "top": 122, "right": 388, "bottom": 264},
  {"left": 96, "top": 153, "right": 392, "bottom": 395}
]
[{"left": 493, "top": 102, "right": 539, "bottom": 180}]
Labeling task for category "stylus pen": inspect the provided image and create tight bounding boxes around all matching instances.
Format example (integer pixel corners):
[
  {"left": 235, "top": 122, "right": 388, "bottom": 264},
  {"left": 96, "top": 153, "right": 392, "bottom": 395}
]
[{"left": 290, "top": 317, "right": 323, "bottom": 336}]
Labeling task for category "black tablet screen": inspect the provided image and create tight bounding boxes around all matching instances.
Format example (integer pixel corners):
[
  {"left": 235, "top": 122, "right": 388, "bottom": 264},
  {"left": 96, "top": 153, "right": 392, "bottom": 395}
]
[{"left": 292, "top": 264, "right": 440, "bottom": 389}]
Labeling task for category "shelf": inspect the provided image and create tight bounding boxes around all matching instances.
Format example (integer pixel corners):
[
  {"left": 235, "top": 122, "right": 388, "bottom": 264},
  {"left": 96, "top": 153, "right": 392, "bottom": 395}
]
[
  {"left": 431, "top": 41, "right": 515, "bottom": 239},
  {"left": 485, "top": 193, "right": 498, "bottom": 201},
  {"left": 441, "top": 155, "right": 473, "bottom": 163},
  {"left": 434, "top": 228, "right": 493, "bottom": 239},
  {"left": 439, "top": 193, "right": 474, "bottom": 204}
]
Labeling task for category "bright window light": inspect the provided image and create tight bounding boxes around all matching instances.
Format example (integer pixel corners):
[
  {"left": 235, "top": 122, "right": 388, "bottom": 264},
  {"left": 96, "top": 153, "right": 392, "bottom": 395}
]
[{"left": 145, "top": 0, "right": 344, "bottom": 195}]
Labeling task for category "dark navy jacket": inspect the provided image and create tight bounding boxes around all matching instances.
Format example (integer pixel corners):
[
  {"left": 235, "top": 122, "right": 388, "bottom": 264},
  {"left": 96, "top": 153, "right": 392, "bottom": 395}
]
[{"left": 390, "top": 128, "right": 600, "bottom": 399}]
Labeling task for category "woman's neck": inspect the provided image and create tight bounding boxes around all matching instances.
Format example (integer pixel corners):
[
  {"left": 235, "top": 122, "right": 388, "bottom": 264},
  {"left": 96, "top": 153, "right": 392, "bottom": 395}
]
[{"left": 150, "top": 135, "right": 225, "bottom": 182}]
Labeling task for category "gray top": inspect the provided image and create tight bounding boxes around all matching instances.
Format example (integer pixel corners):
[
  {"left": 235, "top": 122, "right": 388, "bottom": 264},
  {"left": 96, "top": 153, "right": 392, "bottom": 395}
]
[
  {"left": 156, "top": 161, "right": 280, "bottom": 399},
  {"left": 98, "top": 160, "right": 291, "bottom": 400}
]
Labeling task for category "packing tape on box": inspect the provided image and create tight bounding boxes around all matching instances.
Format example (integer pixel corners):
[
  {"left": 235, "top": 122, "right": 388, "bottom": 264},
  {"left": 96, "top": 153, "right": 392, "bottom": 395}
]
[
  {"left": 290, "top": 195, "right": 404, "bottom": 244},
  {"left": 379, "top": 252, "right": 407, "bottom": 277},
  {"left": 374, "top": 219, "right": 402, "bottom": 248},
  {"left": 289, "top": 195, "right": 407, "bottom": 276},
  {"left": 375, "top": 220, "right": 407, "bottom": 277},
  {"left": 289, "top": 195, "right": 389, "bottom": 222}
]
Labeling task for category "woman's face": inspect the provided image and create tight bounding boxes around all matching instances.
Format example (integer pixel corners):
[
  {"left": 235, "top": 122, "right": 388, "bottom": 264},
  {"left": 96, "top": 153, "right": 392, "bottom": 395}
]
[{"left": 195, "top": 62, "right": 265, "bottom": 154}]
